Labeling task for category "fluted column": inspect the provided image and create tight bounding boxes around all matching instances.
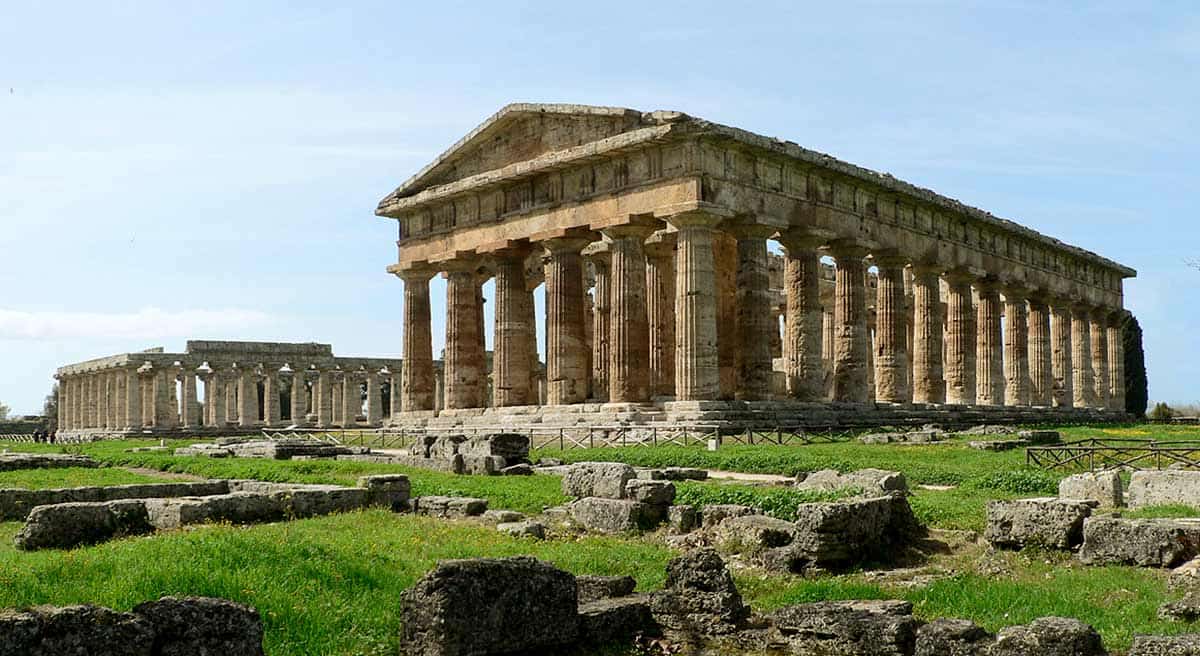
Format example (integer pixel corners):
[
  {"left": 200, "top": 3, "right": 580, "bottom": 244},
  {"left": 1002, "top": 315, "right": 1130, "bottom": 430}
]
[
  {"left": 975, "top": 280, "right": 1005, "bottom": 406},
  {"left": 588, "top": 249, "right": 612, "bottom": 402},
  {"left": 944, "top": 271, "right": 977, "bottom": 405},
  {"left": 911, "top": 264, "right": 945, "bottom": 404},
  {"left": 389, "top": 371, "right": 401, "bottom": 418},
  {"left": 873, "top": 255, "right": 909, "bottom": 403},
  {"left": 291, "top": 368, "right": 309, "bottom": 425},
  {"left": 331, "top": 378, "right": 342, "bottom": 424},
  {"left": 399, "top": 270, "right": 435, "bottom": 412},
  {"left": 1071, "top": 305, "right": 1095, "bottom": 408},
  {"left": 237, "top": 366, "right": 258, "bottom": 427},
  {"left": 1090, "top": 310, "right": 1110, "bottom": 410},
  {"left": 1050, "top": 301, "right": 1074, "bottom": 408},
  {"left": 1107, "top": 312, "right": 1126, "bottom": 411},
  {"left": 181, "top": 370, "right": 200, "bottom": 428},
  {"left": 316, "top": 368, "right": 334, "bottom": 427},
  {"left": 605, "top": 225, "right": 654, "bottom": 404},
  {"left": 493, "top": 248, "right": 534, "bottom": 407},
  {"left": 730, "top": 226, "right": 774, "bottom": 401},
  {"left": 342, "top": 373, "right": 359, "bottom": 426},
  {"left": 263, "top": 368, "right": 281, "bottom": 427},
  {"left": 713, "top": 231, "right": 738, "bottom": 399},
  {"left": 645, "top": 235, "right": 676, "bottom": 398},
  {"left": 829, "top": 242, "right": 870, "bottom": 403},
  {"left": 544, "top": 238, "right": 591, "bottom": 405},
  {"left": 1003, "top": 288, "right": 1031, "bottom": 406},
  {"left": 367, "top": 371, "right": 382, "bottom": 426},
  {"left": 1028, "top": 296, "right": 1053, "bottom": 406},
  {"left": 225, "top": 378, "right": 238, "bottom": 425},
  {"left": 209, "top": 371, "right": 226, "bottom": 427},
  {"left": 780, "top": 235, "right": 825, "bottom": 401},
  {"left": 668, "top": 213, "right": 722, "bottom": 400},
  {"left": 444, "top": 266, "right": 486, "bottom": 409},
  {"left": 140, "top": 372, "right": 155, "bottom": 428},
  {"left": 153, "top": 368, "right": 177, "bottom": 428}
]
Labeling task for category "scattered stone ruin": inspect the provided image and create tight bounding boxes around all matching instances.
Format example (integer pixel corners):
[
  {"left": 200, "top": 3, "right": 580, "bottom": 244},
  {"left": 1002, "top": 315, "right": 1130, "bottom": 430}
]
[
  {"left": 0, "top": 452, "right": 99, "bottom": 471},
  {"left": 378, "top": 103, "right": 1136, "bottom": 432},
  {"left": 0, "top": 596, "right": 264, "bottom": 655},
  {"left": 55, "top": 340, "right": 403, "bottom": 438}
]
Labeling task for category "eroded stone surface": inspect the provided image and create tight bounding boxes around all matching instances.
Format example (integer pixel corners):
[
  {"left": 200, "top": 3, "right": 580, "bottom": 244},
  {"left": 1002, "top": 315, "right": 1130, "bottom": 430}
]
[
  {"left": 1079, "top": 517, "right": 1200, "bottom": 568},
  {"left": 985, "top": 498, "right": 1095, "bottom": 550}
]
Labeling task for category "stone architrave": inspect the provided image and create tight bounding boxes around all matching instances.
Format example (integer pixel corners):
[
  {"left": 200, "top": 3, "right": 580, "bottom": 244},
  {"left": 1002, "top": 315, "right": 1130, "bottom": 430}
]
[
  {"left": 399, "top": 269, "right": 436, "bottom": 412},
  {"left": 873, "top": 255, "right": 909, "bottom": 404},
  {"left": 829, "top": 242, "right": 870, "bottom": 403},
  {"left": 1028, "top": 295, "right": 1053, "bottom": 406},
  {"left": 544, "top": 237, "right": 591, "bottom": 405},
  {"left": 780, "top": 233, "right": 825, "bottom": 402},
  {"left": 444, "top": 266, "right": 485, "bottom": 409},
  {"left": 1090, "top": 309, "right": 1110, "bottom": 410},
  {"left": 975, "top": 280, "right": 1004, "bottom": 406},
  {"left": 1003, "top": 287, "right": 1031, "bottom": 406},
  {"left": 604, "top": 224, "right": 655, "bottom": 404},
  {"left": 1050, "top": 301, "right": 1074, "bottom": 408},
  {"left": 910, "top": 264, "right": 945, "bottom": 404},
  {"left": 1071, "top": 304, "right": 1095, "bottom": 409},
  {"left": 645, "top": 233, "right": 676, "bottom": 398},
  {"left": 944, "top": 270, "right": 977, "bottom": 405},
  {"left": 730, "top": 225, "right": 775, "bottom": 401},
  {"left": 493, "top": 247, "right": 534, "bottom": 407},
  {"left": 667, "top": 212, "right": 722, "bottom": 401}
]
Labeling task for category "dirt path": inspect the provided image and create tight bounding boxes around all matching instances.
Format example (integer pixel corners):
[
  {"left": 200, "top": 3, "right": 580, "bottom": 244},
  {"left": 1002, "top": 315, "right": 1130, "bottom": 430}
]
[{"left": 705, "top": 470, "right": 794, "bottom": 484}]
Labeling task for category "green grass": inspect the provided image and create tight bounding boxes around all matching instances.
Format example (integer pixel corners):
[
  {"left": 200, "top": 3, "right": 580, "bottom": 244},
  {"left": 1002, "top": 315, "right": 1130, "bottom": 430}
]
[
  {"left": 1124, "top": 504, "right": 1200, "bottom": 519},
  {"left": 0, "top": 467, "right": 165, "bottom": 490},
  {"left": 0, "top": 511, "right": 672, "bottom": 656}
]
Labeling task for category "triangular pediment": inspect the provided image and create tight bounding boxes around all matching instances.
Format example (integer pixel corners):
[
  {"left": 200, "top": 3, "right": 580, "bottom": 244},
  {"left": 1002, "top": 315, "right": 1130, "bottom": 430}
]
[{"left": 382, "top": 103, "right": 653, "bottom": 203}]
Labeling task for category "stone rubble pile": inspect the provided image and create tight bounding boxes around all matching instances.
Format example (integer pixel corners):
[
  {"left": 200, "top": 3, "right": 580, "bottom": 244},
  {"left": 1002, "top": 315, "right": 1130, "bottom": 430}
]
[
  {"left": 561, "top": 462, "right": 678, "bottom": 532},
  {"left": 795, "top": 467, "right": 908, "bottom": 494},
  {"left": 0, "top": 596, "right": 264, "bottom": 655},
  {"left": 0, "top": 452, "right": 99, "bottom": 471},
  {"left": 174, "top": 436, "right": 361, "bottom": 459},
  {"left": 340, "top": 433, "right": 532, "bottom": 476},
  {"left": 0, "top": 480, "right": 231, "bottom": 521}
]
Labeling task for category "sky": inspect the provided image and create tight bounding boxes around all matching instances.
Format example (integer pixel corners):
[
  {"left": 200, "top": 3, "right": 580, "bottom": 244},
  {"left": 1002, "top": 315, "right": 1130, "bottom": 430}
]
[{"left": 1, "top": 1, "right": 1197, "bottom": 415}]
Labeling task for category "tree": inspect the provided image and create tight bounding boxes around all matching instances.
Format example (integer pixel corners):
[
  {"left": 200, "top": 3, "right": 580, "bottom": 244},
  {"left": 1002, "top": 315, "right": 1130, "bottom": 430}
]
[
  {"left": 1124, "top": 313, "right": 1148, "bottom": 419},
  {"left": 43, "top": 383, "right": 59, "bottom": 432},
  {"left": 1149, "top": 402, "right": 1174, "bottom": 422},
  {"left": 0, "top": 402, "right": 8, "bottom": 421}
]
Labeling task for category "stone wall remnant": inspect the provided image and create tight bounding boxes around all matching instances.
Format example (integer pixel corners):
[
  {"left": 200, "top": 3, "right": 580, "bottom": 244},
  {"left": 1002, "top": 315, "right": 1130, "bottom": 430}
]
[{"left": 1059, "top": 470, "right": 1124, "bottom": 508}]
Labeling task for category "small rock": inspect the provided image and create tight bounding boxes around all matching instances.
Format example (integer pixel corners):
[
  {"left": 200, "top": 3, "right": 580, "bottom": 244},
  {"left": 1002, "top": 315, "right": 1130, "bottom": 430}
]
[
  {"left": 497, "top": 521, "right": 546, "bottom": 539},
  {"left": 915, "top": 618, "right": 993, "bottom": 655},
  {"left": 482, "top": 509, "right": 525, "bottom": 524},
  {"left": 1130, "top": 634, "right": 1200, "bottom": 655},
  {"left": 576, "top": 575, "right": 637, "bottom": 603},
  {"left": 668, "top": 505, "right": 699, "bottom": 534},
  {"left": 501, "top": 463, "right": 534, "bottom": 476},
  {"left": 1161, "top": 593, "right": 1200, "bottom": 622},
  {"left": 624, "top": 479, "right": 676, "bottom": 505},
  {"left": 700, "top": 504, "right": 761, "bottom": 527},
  {"left": 991, "top": 617, "right": 1105, "bottom": 656}
]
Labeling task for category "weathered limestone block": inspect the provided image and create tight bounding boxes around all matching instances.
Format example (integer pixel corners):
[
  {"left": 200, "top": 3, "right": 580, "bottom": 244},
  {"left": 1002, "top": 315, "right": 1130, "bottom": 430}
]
[
  {"left": 624, "top": 479, "right": 676, "bottom": 505},
  {"left": 0, "top": 481, "right": 231, "bottom": 521},
  {"left": 399, "top": 557, "right": 579, "bottom": 656},
  {"left": 1059, "top": 471, "right": 1123, "bottom": 508},
  {"left": 1159, "top": 592, "right": 1200, "bottom": 622},
  {"left": 569, "top": 497, "right": 662, "bottom": 533},
  {"left": 985, "top": 498, "right": 1095, "bottom": 550},
  {"left": 636, "top": 467, "right": 708, "bottom": 481},
  {"left": 649, "top": 549, "right": 748, "bottom": 636},
  {"left": 14, "top": 499, "right": 153, "bottom": 550},
  {"left": 711, "top": 514, "right": 798, "bottom": 555},
  {"left": 412, "top": 496, "right": 488, "bottom": 519},
  {"left": 1129, "top": 471, "right": 1200, "bottom": 509},
  {"left": 990, "top": 617, "right": 1106, "bottom": 656},
  {"left": 1170, "top": 557, "right": 1200, "bottom": 591},
  {"left": 481, "top": 509, "right": 524, "bottom": 524},
  {"left": 356, "top": 474, "right": 411, "bottom": 511},
  {"left": 461, "top": 455, "right": 506, "bottom": 476},
  {"left": 132, "top": 596, "right": 264, "bottom": 656},
  {"left": 788, "top": 495, "right": 920, "bottom": 568},
  {"left": 796, "top": 468, "right": 908, "bottom": 494},
  {"left": 668, "top": 505, "right": 699, "bottom": 534},
  {"left": 143, "top": 493, "right": 287, "bottom": 530},
  {"left": 273, "top": 487, "right": 368, "bottom": 518},
  {"left": 562, "top": 462, "right": 637, "bottom": 500},
  {"left": 456, "top": 433, "right": 530, "bottom": 463},
  {"left": 700, "top": 504, "right": 762, "bottom": 527},
  {"left": 1078, "top": 517, "right": 1200, "bottom": 567},
  {"left": 0, "top": 605, "right": 154, "bottom": 655},
  {"left": 0, "top": 453, "right": 99, "bottom": 471},
  {"left": 770, "top": 599, "right": 919, "bottom": 656},
  {"left": 1131, "top": 634, "right": 1200, "bottom": 655},
  {"left": 577, "top": 597, "right": 656, "bottom": 647},
  {"left": 497, "top": 520, "right": 545, "bottom": 539},
  {"left": 915, "top": 618, "right": 994, "bottom": 656},
  {"left": 428, "top": 435, "right": 468, "bottom": 460},
  {"left": 576, "top": 575, "right": 637, "bottom": 603},
  {"left": 1019, "top": 429, "right": 1063, "bottom": 445}
]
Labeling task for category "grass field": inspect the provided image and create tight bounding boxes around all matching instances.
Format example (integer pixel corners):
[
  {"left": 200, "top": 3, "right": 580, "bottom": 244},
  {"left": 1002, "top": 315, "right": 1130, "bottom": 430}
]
[
  {"left": 0, "top": 466, "right": 165, "bottom": 490},
  {"left": 3, "top": 425, "right": 1200, "bottom": 653}
]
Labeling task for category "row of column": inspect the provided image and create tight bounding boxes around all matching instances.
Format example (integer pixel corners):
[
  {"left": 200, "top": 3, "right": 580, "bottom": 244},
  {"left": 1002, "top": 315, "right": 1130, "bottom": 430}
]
[{"left": 395, "top": 214, "right": 1127, "bottom": 412}]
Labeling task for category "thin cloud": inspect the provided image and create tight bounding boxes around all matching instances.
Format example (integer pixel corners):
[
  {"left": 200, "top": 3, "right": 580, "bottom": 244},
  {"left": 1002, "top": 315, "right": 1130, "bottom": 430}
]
[{"left": 0, "top": 307, "right": 276, "bottom": 340}]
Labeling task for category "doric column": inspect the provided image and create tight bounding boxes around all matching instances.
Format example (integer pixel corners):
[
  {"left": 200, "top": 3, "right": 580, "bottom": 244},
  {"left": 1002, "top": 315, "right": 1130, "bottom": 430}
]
[
  {"left": 316, "top": 368, "right": 334, "bottom": 427},
  {"left": 780, "top": 234, "right": 825, "bottom": 401},
  {"left": 100, "top": 373, "right": 111, "bottom": 430},
  {"left": 1107, "top": 312, "right": 1126, "bottom": 411},
  {"left": 366, "top": 371, "right": 382, "bottom": 426},
  {"left": 1028, "top": 295, "right": 1053, "bottom": 406},
  {"left": 730, "top": 225, "right": 775, "bottom": 401},
  {"left": 225, "top": 377, "right": 238, "bottom": 425},
  {"left": 668, "top": 213, "right": 722, "bottom": 401},
  {"left": 399, "top": 270, "right": 435, "bottom": 412},
  {"left": 1071, "top": 304, "right": 1095, "bottom": 408},
  {"left": 605, "top": 225, "right": 655, "bottom": 404},
  {"left": 209, "top": 371, "right": 226, "bottom": 427},
  {"left": 944, "top": 271, "right": 977, "bottom": 405},
  {"left": 389, "top": 370, "right": 401, "bottom": 418},
  {"left": 153, "top": 368, "right": 177, "bottom": 428},
  {"left": 544, "top": 237, "right": 591, "bottom": 405},
  {"left": 444, "top": 265, "right": 486, "bottom": 409},
  {"left": 829, "top": 242, "right": 870, "bottom": 403},
  {"left": 181, "top": 370, "right": 200, "bottom": 428},
  {"left": 1050, "top": 301, "right": 1074, "bottom": 408},
  {"left": 332, "top": 380, "right": 343, "bottom": 425},
  {"left": 873, "top": 255, "right": 909, "bottom": 404},
  {"left": 822, "top": 303, "right": 835, "bottom": 399},
  {"left": 1003, "top": 287, "right": 1031, "bottom": 406},
  {"left": 645, "top": 234, "right": 676, "bottom": 398},
  {"left": 237, "top": 366, "right": 258, "bottom": 427},
  {"left": 975, "top": 280, "right": 1005, "bottom": 406},
  {"left": 1090, "top": 309, "right": 1110, "bottom": 410},
  {"left": 342, "top": 373, "right": 360, "bottom": 426},
  {"left": 290, "top": 368, "right": 309, "bottom": 424},
  {"left": 122, "top": 369, "right": 140, "bottom": 430},
  {"left": 588, "top": 248, "right": 612, "bottom": 402},
  {"left": 263, "top": 367, "right": 281, "bottom": 427},
  {"left": 911, "top": 264, "right": 945, "bottom": 404},
  {"left": 493, "top": 248, "right": 534, "bottom": 407},
  {"left": 713, "top": 232, "right": 738, "bottom": 399},
  {"left": 140, "top": 370, "right": 155, "bottom": 428}
]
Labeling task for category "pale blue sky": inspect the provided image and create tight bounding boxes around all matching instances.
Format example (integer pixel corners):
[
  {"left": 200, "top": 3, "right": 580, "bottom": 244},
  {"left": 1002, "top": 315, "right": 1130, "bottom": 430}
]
[{"left": 1, "top": 1, "right": 1196, "bottom": 414}]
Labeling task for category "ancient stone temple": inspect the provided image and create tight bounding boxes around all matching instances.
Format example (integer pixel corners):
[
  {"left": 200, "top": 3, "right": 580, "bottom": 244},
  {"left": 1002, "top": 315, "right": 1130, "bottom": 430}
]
[
  {"left": 374, "top": 103, "right": 1132, "bottom": 429},
  {"left": 56, "top": 341, "right": 406, "bottom": 437}
]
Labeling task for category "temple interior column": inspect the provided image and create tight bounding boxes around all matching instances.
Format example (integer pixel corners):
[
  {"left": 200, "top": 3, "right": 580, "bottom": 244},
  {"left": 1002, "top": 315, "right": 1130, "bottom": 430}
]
[
  {"left": 388, "top": 370, "right": 401, "bottom": 418},
  {"left": 829, "top": 243, "right": 870, "bottom": 403},
  {"left": 669, "top": 213, "right": 722, "bottom": 401},
  {"left": 444, "top": 266, "right": 486, "bottom": 409},
  {"left": 291, "top": 369, "right": 309, "bottom": 424},
  {"left": 645, "top": 234, "right": 676, "bottom": 399},
  {"left": 342, "top": 374, "right": 359, "bottom": 426},
  {"left": 1003, "top": 288, "right": 1031, "bottom": 406},
  {"left": 873, "top": 255, "right": 909, "bottom": 403},
  {"left": 225, "top": 378, "right": 238, "bottom": 425},
  {"left": 605, "top": 225, "right": 654, "bottom": 404},
  {"left": 263, "top": 368, "right": 281, "bottom": 427},
  {"left": 1050, "top": 301, "right": 1074, "bottom": 408},
  {"left": 731, "top": 226, "right": 774, "bottom": 401},
  {"left": 367, "top": 371, "right": 382, "bottom": 426},
  {"left": 181, "top": 370, "right": 200, "bottom": 428},
  {"left": 1107, "top": 312, "right": 1126, "bottom": 411},
  {"left": 975, "top": 280, "right": 1004, "bottom": 406},
  {"left": 543, "top": 238, "right": 591, "bottom": 405},
  {"left": 316, "top": 368, "right": 334, "bottom": 427},
  {"left": 238, "top": 366, "right": 259, "bottom": 427},
  {"left": 1028, "top": 296, "right": 1053, "bottom": 406},
  {"left": 1090, "top": 309, "right": 1110, "bottom": 410},
  {"left": 493, "top": 248, "right": 534, "bottom": 407},
  {"left": 911, "top": 264, "right": 946, "bottom": 404},
  {"left": 713, "top": 231, "right": 738, "bottom": 399},
  {"left": 780, "top": 235, "right": 825, "bottom": 401},
  {"left": 1071, "top": 304, "right": 1095, "bottom": 409},
  {"left": 153, "top": 368, "right": 176, "bottom": 428},
  {"left": 588, "top": 249, "right": 612, "bottom": 402},
  {"left": 944, "top": 271, "right": 978, "bottom": 405},
  {"left": 332, "top": 382, "right": 343, "bottom": 424},
  {"left": 210, "top": 371, "right": 227, "bottom": 427},
  {"left": 821, "top": 304, "right": 835, "bottom": 399},
  {"left": 475, "top": 274, "right": 491, "bottom": 408}
]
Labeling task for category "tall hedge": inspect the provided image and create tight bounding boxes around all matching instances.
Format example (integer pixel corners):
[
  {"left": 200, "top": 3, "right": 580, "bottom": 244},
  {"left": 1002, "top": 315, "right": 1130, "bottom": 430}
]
[{"left": 1123, "top": 313, "right": 1148, "bottom": 418}]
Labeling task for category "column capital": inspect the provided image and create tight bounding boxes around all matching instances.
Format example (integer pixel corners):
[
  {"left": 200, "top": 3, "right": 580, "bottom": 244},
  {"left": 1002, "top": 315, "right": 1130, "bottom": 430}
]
[
  {"left": 973, "top": 277, "right": 1003, "bottom": 293},
  {"left": 661, "top": 210, "right": 726, "bottom": 230},
  {"left": 541, "top": 236, "right": 594, "bottom": 254},
  {"left": 825, "top": 239, "right": 871, "bottom": 259},
  {"left": 601, "top": 223, "right": 657, "bottom": 241},
  {"left": 722, "top": 220, "right": 777, "bottom": 241},
  {"left": 392, "top": 265, "right": 438, "bottom": 282},
  {"left": 1000, "top": 283, "right": 1029, "bottom": 300},
  {"left": 870, "top": 252, "right": 909, "bottom": 269},
  {"left": 644, "top": 231, "right": 677, "bottom": 259},
  {"left": 776, "top": 228, "right": 831, "bottom": 252},
  {"left": 943, "top": 267, "right": 980, "bottom": 285}
]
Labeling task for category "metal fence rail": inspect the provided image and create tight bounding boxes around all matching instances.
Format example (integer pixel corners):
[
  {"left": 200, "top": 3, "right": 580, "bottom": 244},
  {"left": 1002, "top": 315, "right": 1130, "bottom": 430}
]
[{"left": 1027, "top": 438, "right": 1200, "bottom": 471}]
